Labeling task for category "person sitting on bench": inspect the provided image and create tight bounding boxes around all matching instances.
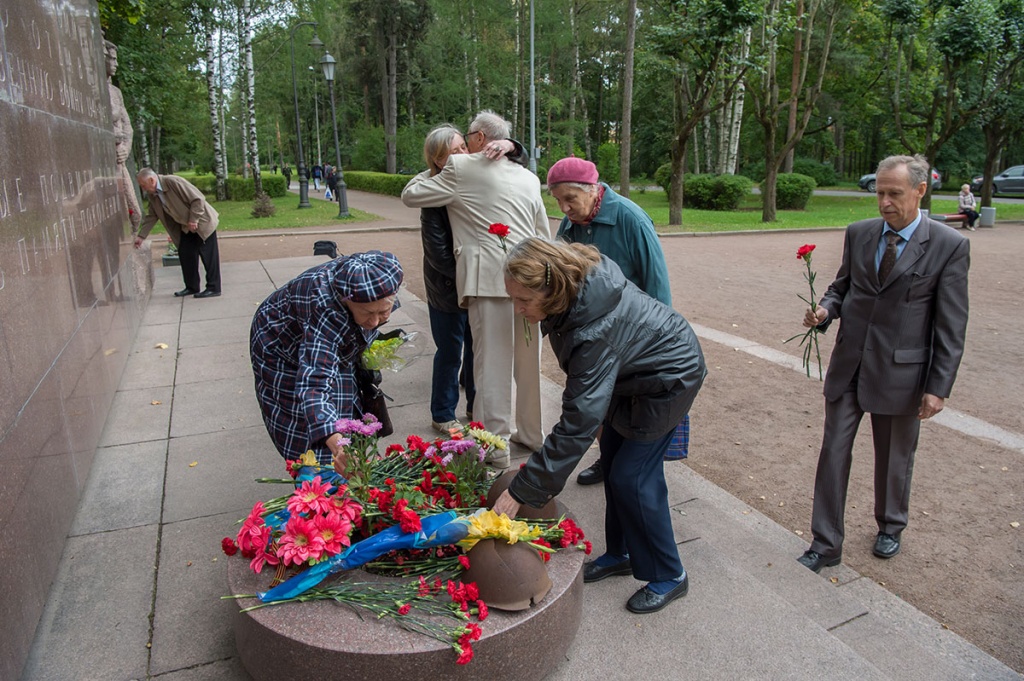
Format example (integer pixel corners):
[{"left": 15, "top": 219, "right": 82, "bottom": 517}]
[{"left": 958, "top": 184, "right": 978, "bottom": 231}]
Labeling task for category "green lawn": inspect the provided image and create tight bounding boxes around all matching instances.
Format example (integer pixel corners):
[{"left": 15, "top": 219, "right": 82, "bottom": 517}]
[
  {"left": 542, "top": 190, "right": 1024, "bottom": 232},
  {"left": 141, "top": 193, "right": 378, "bottom": 235}
]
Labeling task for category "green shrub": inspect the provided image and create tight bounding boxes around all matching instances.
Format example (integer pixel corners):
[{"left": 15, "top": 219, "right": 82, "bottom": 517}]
[
  {"left": 535, "top": 163, "right": 548, "bottom": 185},
  {"left": 344, "top": 171, "right": 417, "bottom": 197},
  {"left": 739, "top": 160, "right": 766, "bottom": 183},
  {"left": 261, "top": 175, "right": 287, "bottom": 198},
  {"left": 350, "top": 125, "right": 387, "bottom": 172},
  {"left": 775, "top": 173, "right": 817, "bottom": 210},
  {"left": 596, "top": 143, "right": 620, "bottom": 184},
  {"left": 683, "top": 173, "right": 753, "bottom": 210},
  {"left": 188, "top": 174, "right": 217, "bottom": 193},
  {"left": 792, "top": 158, "right": 837, "bottom": 187},
  {"left": 654, "top": 163, "right": 673, "bottom": 195}
]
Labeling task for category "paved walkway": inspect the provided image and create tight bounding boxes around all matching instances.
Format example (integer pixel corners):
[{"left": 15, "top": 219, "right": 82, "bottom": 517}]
[{"left": 19, "top": 197, "right": 1021, "bottom": 679}]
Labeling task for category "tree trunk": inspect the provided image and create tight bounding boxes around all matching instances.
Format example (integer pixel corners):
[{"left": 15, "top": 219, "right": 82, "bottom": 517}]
[
  {"left": 205, "top": 27, "right": 226, "bottom": 200},
  {"left": 217, "top": 24, "right": 228, "bottom": 180},
  {"left": 725, "top": 29, "right": 751, "bottom": 174},
  {"left": 138, "top": 116, "right": 151, "bottom": 168},
  {"left": 567, "top": 0, "right": 579, "bottom": 155},
  {"left": 241, "top": 0, "right": 260, "bottom": 193},
  {"left": 783, "top": 0, "right": 805, "bottom": 173},
  {"left": 619, "top": 0, "right": 637, "bottom": 195}
]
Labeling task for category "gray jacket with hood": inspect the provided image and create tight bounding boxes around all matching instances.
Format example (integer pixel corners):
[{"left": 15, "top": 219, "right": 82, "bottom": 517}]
[{"left": 508, "top": 256, "right": 706, "bottom": 508}]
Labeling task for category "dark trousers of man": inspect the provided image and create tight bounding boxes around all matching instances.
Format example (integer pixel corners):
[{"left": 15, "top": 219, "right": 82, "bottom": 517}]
[
  {"left": 809, "top": 382, "right": 921, "bottom": 558},
  {"left": 600, "top": 426, "right": 683, "bottom": 582},
  {"left": 179, "top": 230, "right": 221, "bottom": 293},
  {"left": 427, "top": 304, "right": 475, "bottom": 423}
]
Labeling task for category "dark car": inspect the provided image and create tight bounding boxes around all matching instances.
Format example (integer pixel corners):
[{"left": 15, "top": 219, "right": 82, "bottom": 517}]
[
  {"left": 971, "top": 165, "right": 1024, "bottom": 195},
  {"left": 858, "top": 169, "right": 942, "bottom": 192}
]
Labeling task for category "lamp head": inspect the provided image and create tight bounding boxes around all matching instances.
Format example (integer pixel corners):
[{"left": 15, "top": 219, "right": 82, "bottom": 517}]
[{"left": 320, "top": 51, "right": 336, "bottom": 82}]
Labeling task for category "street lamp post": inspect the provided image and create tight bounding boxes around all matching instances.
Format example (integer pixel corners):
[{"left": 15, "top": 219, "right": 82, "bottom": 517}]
[
  {"left": 320, "top": 51, "right": 349, "bottom": 218},
  {"left": 289, "top": 21, "right": 322, "bottom": 209}
]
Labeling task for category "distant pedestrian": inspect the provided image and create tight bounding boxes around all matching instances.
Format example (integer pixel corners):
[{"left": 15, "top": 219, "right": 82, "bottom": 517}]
[{"left": 282, "top": 164, "right": 292, "bottom": 187}]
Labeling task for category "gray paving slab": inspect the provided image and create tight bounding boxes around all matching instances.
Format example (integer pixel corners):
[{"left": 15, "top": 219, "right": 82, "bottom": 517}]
[
  {"left": 176, "top": 342, "right": 254, "bottom": 386},
  {"left": 261, "top": 256, "right": 325, "bottom": 288},
  {"left": 180, "top": 286, "right": 275, "bottom": 323},
  {"left": 130, "top": 322, "right": 180, "bottom": 355},
  {"left": 163, "top": 425, "right": 284, "bottom": 524},
  {"left": 170, "top": 375, "right": 264, "bottom": 438},
  {"left": 156, "top": 657, "right": 251, "bottom": 680},
  {"left": 670, "top": 496, "right": 869, "bottom": 630},
  {"left": 221, "top": 260, "right": 277, "bottom": 284},
  {"left": 834, "top": 576, "right": 1018, "bottom": 680},
  {"left": 98, "top": 384, "right": 173, "bottom": 447},
  {"left": 140, "top": 298, "right": 184, "bottom": 326},
  {"left": 21, "top": 525, "right": 157, "bottom": 681},
  {"left": 179, "top": 315, "right": 256, "bottom": 350},
  {"left": 118, "top": 342, "right": 178, "bottom": 390},
  {"left": 150, "top": 512, "right": 242, "bottom": 676},
  {"left": 550, "top": 538, "right": 887, "bottom": 681},
  {"left": 70, "top": 439, "right": 167, "bottom": 535}
]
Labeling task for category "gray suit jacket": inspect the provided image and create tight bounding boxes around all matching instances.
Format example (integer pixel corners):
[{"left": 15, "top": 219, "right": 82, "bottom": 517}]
[
  {"left": 401, "top": 154, "right": 551, "bottom": 306},
  {"left": 818, "top": 216, "right": 970, "bottom": 415},
  {"left": 138, "top": 174, "right": 218, "bottom": 246}
]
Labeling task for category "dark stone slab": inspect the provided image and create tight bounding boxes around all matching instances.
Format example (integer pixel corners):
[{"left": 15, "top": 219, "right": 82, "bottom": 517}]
[
  {"left": 227, "top": 513, "right": 585, "bottom": 680},
  {"left": 0, "top": 1, "right": 153, "bottom": 678}
]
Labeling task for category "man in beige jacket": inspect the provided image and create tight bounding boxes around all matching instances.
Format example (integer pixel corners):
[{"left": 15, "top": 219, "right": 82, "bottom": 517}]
[
  {"left": 401, "top": 111, "right": 551, "bottom": 456},
  {"left": 134, "top": 168, "right": 221, "bottom": 298}
]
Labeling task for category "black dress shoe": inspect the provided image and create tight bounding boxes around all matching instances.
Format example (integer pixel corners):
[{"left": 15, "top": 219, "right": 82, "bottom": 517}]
[
  {"left": 194, "top": 289, "right": 221, "bottom": 298},
  {"left": 626, "top": 573, "right": 689, "bottom": 614},
  {"left": 583, "top": 558, "right": 632, "bottom": 583},
  {"left": 873, "top": 532, "right": 901, "bottom": 559},
  {"left": 174, "top": 288, "right": 198, "bottom": 297},
  {"left": 576, "top": 461, "right": 604, "bottom": 485},
  {"left": 797, "top": 550, "right": 841, "bottom": 573}
]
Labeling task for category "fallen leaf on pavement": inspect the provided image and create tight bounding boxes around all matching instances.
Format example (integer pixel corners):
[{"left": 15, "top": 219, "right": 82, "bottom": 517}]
[
  {"left": 151, "top": 400, "right": 162, "bottom": 405},
  {"left": 189, "top": 461, "right": 198, "bottom": 467},
  {"left": 155, "top": 343, "right": 169, "bottom": 349}
]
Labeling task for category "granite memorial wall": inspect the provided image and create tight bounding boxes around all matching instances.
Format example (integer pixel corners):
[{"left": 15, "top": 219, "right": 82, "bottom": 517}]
[{"left": 0, "top": 1, "right": 152, "bottom": 677}]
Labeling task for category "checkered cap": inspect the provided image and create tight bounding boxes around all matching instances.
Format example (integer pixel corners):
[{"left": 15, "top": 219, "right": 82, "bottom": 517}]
[{"left": 334, "top": 251, "right": 403, "bottom": 302}]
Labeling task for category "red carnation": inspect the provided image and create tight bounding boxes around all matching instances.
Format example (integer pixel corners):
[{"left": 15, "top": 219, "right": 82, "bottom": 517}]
[
  {"left": 475, "top": 599, "right": 489, "bottom": 620},
  {"left": 458, "top": 555, "right": 471, "bottom": 570},
  {"left": 488, "top": 223, "right": 510, "bottom": 239},
  {"left": 221, "top": 537, "right": 239, "bottom": 556},
  {"left": 796, "top": 243, "right": 816, "bottom": 261},
  {"left": 398, "top": 603, "right": 411, "bottom": 616}
]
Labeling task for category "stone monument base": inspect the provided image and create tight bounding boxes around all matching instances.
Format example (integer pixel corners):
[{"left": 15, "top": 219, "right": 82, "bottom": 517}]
[
  {"left": 161, "top": 254, "right": 180, "bottom": 267},
  {"left": 228, "top": 531, "right": 584, "bottom": 680}
]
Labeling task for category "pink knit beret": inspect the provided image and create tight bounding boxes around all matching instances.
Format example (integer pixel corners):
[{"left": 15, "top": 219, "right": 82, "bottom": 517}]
[{"left": 547, "top": 156, "right": 599, "bottom": 186}]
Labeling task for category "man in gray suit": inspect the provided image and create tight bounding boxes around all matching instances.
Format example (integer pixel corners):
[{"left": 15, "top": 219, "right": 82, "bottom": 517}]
[
  {"left": 797, "top": 154, "right": 970, "bottom": 572},
  {"left": 134, "top": 168, "right": 221, "bottom": 298}
]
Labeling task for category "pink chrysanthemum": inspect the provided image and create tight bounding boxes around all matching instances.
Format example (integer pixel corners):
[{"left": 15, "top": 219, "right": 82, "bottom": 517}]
[
  {"left": 287, "top": 476, "right": 334, "bottom": 516},
  {"left": 278, "top": 516, "right": 327, "bottom": 566},
  {"left": 315, "top": 511, "right": 353, "bottom": 555}
]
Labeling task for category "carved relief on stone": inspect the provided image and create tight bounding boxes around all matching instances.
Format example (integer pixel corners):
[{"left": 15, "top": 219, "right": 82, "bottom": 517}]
[{"left": 104, "top": 39, "right": 142, "bottom": 232}]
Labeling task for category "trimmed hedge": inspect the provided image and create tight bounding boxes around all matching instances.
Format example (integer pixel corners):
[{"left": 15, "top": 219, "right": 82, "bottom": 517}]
[
  {"left": 344, "top": 171, "right": 417, "bottom": 197},
  {"left": 179, "top": 173, "right": 286, "bottom": 200},
  {"left": 684, "top": 173, "right": 753, "bottom": 210},
  {"left": 653, "top": 165, "right": 753, "bottom": 209},
  {"left": 225, "top": 175, "right": 288, "bottom": 200},
  {"left": 775, "top": 173, "right": 817, "bottom": 210}
]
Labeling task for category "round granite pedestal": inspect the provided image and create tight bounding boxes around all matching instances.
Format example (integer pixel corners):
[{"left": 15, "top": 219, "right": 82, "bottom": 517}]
[{"left": 228, "top": 515, "right": 585, "bottom": 680}]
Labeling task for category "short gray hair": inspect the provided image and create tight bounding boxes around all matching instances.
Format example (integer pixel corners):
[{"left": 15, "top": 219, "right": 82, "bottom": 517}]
[
  {"left": 468, "top": 110, "right": 510, "bottom": 142},
  {"left": 877, "top": 154, "right": 929, "bottom": 188},
  {"left": 549, "top": 181, "right": 597, "bottom": 194},
  {"left": 137, "top": 167, "right": 157, "bottom": 180}
]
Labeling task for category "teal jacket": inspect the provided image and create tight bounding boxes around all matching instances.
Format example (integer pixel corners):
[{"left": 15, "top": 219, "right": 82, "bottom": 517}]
[{"left": 556, "top": 184, "right": 671, "bottom": 306}]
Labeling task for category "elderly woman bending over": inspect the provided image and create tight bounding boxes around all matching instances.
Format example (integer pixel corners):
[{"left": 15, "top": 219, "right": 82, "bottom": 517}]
[{"left": 492, "top": 237, "right": 706, "bottom": 614}]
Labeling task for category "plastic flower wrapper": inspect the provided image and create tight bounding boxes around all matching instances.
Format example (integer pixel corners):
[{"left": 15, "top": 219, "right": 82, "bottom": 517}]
[
  {"left": 361, "top": 330, "right": 423, "bottom": 372},
  {"left": 257, "top": 510, "right": 474, "bottom": 602}
]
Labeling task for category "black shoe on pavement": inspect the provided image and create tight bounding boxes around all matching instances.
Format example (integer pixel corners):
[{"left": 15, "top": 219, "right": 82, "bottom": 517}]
[
  {"left": 797, "top": 550, "right": 841, "bottom": 573},
  {"left": 872, "top": 532, "right": 901, "bottom": 559},
  {"left": 194, "top": 289, "right": 221, "bottom": 298},
  {"left": 174, "top": 288, "right": 198, "bottom": 297},
  {"left": 576, "top": 461, "right": 603, "bottom": 486},
  {"left": 583, "top": 558, "right": 632, "bottom": 583}
]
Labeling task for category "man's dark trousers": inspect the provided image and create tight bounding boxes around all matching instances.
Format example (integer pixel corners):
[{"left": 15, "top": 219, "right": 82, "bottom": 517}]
[{"left": 179, "top": 230, "right": 221, "bottom": 293}]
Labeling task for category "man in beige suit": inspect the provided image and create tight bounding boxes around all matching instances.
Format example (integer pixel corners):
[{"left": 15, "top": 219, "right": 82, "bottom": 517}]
[
  {"left": 401, "top": 111, "right": 551, "bottom": 456},
  {"left": 134, "top": 168, "right": 222, "bottom": 298}
]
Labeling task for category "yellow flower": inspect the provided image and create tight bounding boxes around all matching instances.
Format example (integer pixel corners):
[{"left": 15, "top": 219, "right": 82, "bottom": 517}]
[
  {"left": 299, "top": 450, "right": 319, "bottom": 466},
  {"left": 458, "top": 509, "right": 542, "bottom": 551},
  {"left": 468, "top": 429, "right": 507, "bottom": 451}
]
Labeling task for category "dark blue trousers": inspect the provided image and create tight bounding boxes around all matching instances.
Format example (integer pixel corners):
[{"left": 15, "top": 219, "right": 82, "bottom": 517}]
[
  {"left": 600, "top": 426, "right": 684, "bottom": 582},
  {"left": 427, "top": 304, "right": 475, "bottom": 423}
]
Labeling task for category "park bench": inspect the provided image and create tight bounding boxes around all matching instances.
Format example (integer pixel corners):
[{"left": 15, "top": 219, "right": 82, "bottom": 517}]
[{"left": 933, "top": 213, "right": 970, "bottom": 228}]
